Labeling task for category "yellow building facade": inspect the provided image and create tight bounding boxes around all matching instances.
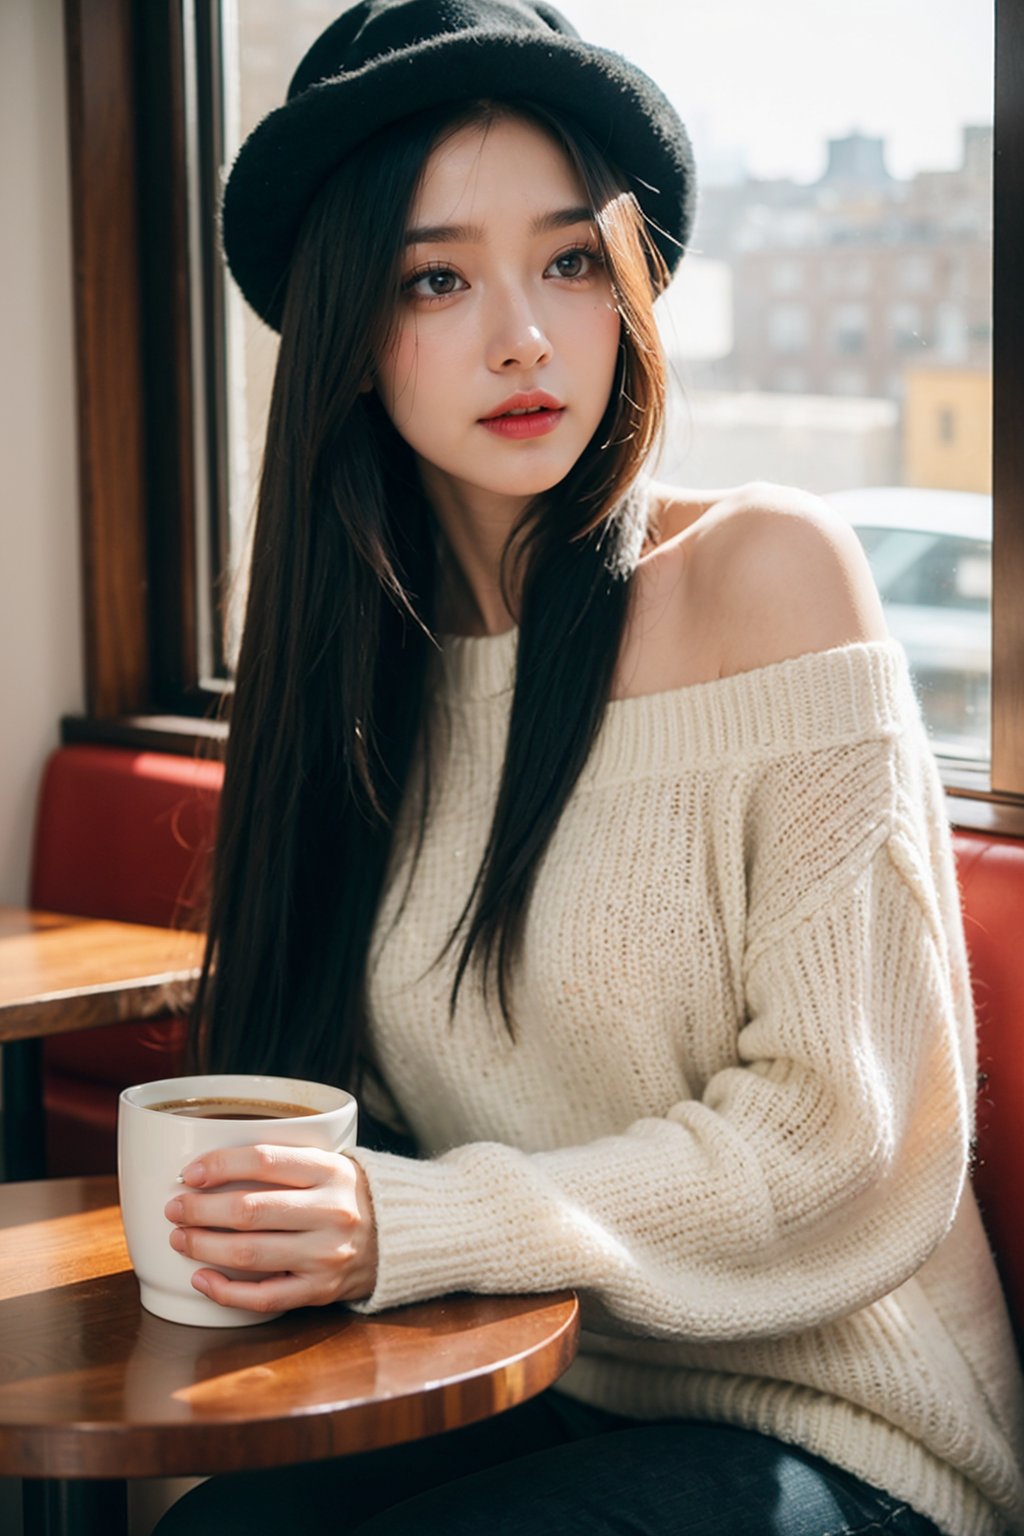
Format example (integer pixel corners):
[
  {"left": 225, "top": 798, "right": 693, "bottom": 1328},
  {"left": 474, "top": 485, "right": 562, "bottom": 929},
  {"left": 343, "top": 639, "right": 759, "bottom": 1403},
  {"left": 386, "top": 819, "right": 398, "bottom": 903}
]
[{"left": 903, "top": 367, "right": 992, "bottom": 492}]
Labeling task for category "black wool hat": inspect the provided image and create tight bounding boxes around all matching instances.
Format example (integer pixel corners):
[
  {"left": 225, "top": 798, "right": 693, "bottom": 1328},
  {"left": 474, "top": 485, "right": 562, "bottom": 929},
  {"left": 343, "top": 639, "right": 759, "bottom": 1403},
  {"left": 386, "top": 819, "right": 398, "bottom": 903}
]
[{"left": 221, "top": 0, "right": 696, "bottom": 331}]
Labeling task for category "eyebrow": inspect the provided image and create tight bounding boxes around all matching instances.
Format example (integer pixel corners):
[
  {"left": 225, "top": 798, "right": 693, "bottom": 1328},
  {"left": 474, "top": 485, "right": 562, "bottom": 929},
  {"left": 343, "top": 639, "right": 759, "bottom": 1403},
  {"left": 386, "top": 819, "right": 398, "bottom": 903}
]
[{"left": 403, "top": 206, "right": 595, "bottom": 246}]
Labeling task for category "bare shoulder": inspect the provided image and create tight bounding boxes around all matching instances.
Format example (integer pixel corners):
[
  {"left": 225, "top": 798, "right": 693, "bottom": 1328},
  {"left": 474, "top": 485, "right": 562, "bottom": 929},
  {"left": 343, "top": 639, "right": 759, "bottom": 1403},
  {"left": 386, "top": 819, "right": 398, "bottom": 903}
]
[
  {"left": 615, "top": 480, "right": 889, "bottom": 699},
  {"left": 685, "top": 480, "right": 889, "bottom": 678}
]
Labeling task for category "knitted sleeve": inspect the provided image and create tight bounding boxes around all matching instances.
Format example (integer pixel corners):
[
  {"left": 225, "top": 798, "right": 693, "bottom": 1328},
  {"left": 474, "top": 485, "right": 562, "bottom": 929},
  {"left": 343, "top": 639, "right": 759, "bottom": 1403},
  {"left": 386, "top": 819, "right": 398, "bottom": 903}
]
[{"left": 348, "top": 726, "right": 973, "bottom": 1340}]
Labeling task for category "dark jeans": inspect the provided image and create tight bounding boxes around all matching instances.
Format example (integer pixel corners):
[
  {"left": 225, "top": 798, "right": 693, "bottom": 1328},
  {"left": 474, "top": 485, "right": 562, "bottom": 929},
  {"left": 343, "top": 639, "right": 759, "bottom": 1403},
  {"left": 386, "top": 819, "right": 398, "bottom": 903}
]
[{"left": 153, "top": 1389, "right": 944, "bottom": 1536}]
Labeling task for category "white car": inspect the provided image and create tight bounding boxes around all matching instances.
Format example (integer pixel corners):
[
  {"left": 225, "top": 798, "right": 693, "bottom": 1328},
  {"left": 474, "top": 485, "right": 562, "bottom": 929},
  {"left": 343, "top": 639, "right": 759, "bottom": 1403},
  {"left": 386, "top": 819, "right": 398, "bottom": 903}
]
[{"left": 825, "top": 487, "right": 991, "bottom": 760}]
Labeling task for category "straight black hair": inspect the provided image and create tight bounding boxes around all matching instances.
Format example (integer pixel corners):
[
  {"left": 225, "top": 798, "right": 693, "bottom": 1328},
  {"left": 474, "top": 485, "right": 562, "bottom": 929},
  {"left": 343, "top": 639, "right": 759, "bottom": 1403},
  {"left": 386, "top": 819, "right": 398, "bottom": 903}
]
[{"left": 191, "top": 99, "right": 669, "bottom": 1089}]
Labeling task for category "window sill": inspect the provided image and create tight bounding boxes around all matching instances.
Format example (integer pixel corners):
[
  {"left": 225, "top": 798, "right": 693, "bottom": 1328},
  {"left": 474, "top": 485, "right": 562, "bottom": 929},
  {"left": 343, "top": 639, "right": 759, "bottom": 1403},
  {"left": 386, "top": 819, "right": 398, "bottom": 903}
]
[
  {"left": 945, "top": 788, "right": 1024, "bottom": 838},
  {"left": 61, "top": 714, "right": 227, "bottom": 756}
]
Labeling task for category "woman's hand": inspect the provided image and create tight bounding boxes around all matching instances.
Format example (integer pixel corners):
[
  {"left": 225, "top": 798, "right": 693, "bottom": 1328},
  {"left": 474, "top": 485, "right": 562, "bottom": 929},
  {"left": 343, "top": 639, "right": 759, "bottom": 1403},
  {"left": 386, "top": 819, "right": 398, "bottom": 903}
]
[{"left": 163, "top": 1146, "right": 378, "bottom": 1314}]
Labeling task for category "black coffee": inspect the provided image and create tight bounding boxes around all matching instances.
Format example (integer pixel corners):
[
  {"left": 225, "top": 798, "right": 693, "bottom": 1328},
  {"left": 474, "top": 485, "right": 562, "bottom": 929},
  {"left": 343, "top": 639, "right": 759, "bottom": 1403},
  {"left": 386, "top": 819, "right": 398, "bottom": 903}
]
[{"left": 148, "top": 1096, "right": 319, "bottom": 1120}]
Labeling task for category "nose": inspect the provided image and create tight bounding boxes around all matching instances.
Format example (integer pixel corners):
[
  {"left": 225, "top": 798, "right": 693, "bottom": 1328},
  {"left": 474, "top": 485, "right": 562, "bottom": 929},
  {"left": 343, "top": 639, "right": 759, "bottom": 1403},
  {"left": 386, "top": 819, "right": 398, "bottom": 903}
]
[{"left": 484, "top": 289, "right": 553, "bottom": 373}]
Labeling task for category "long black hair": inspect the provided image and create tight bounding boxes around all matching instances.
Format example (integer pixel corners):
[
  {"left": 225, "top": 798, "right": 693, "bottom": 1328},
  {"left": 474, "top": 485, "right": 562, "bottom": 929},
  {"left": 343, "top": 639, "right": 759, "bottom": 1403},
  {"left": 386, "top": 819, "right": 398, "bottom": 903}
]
[{"left": 191, "top": 98, "right": 670, "bottom": 1089}]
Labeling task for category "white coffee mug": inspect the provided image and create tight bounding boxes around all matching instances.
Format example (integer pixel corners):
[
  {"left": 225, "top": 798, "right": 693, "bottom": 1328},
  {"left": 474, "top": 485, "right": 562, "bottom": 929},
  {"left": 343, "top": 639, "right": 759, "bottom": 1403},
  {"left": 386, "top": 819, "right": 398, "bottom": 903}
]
[{"left": 118, "top": 1073, "right": 358, "bottom": 1327}]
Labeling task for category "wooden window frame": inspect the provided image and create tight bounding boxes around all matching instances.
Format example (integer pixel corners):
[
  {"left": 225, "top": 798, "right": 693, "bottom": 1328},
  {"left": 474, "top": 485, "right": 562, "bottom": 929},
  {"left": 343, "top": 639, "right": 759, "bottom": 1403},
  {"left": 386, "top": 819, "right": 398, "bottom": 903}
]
[
  {"left": 62, "top": 0, "right": 226, "bottom": 748},
  {"left": 61, "top": 0, "right": 1024, "bottom": 833}
]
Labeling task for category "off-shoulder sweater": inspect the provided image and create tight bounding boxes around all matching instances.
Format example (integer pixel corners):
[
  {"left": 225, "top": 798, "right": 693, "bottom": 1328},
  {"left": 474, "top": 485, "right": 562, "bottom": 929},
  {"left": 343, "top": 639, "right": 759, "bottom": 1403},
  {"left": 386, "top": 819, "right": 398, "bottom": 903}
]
[{"left": 350, "top": 631, "right": 1024, "bottom": 1536}]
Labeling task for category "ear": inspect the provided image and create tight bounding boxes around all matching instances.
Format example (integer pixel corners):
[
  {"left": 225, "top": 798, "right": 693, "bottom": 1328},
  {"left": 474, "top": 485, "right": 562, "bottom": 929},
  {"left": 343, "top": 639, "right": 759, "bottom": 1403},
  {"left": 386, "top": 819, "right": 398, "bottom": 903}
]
[{"left": 358, "top": 375, "right": 374, "bottom": 395}]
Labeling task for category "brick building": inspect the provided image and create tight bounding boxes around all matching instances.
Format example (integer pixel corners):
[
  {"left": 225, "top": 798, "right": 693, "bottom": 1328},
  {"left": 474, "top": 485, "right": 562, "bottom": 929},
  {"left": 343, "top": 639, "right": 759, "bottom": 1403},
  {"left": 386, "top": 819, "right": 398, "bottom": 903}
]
[{"left": 688, "top": 128, "right": 992, "bottom": 409}]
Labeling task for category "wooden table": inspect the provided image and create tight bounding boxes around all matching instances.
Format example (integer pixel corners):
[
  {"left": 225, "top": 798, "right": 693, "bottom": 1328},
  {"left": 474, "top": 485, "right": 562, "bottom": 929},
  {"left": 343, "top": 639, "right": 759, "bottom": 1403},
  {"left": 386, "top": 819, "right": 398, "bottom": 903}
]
[
  {"left": 0, "top": 908, "right": 204, "bottom": 1178},
  {"left": 0, "top": 1176, "right": 579, "bottom": 1536}
]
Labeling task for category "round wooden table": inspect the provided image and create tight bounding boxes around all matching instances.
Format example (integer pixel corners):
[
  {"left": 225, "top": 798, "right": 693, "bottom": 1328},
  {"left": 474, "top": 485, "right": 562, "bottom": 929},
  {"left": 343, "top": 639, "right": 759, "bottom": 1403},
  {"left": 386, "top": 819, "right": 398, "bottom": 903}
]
[{"left": 0, "top": 1177, "right": 579, "bottom": 1535}]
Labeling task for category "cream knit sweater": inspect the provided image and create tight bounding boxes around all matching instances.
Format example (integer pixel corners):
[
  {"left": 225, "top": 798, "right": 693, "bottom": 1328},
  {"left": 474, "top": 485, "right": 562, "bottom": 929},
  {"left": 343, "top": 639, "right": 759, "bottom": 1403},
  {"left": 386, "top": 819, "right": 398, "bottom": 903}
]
[{"left": 351, "top": 631, "right": 1024, "bottom": 1536}]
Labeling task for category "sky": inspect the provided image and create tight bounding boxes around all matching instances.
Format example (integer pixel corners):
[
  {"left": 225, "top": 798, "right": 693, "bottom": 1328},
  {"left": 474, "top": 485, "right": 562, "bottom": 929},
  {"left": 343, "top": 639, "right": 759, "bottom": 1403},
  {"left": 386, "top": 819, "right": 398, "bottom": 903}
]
[{"left": 556, "top": 0, "right": 994, "bottom": 184}]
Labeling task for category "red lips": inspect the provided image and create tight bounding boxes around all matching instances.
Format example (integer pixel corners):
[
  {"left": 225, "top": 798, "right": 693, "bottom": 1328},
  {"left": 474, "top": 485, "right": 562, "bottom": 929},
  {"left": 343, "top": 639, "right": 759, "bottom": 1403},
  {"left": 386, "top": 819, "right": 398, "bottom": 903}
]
[
  {"left": 480, "top": 390, "right": 564, "bottom": 420},
  {"left": 479, "top": 390, "right": 565, "bottom": 440}
]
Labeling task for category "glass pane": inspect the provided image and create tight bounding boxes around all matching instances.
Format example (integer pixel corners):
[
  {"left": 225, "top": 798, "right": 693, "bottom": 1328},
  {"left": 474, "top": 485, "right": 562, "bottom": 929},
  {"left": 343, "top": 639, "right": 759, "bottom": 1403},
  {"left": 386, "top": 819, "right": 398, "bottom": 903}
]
[
  {"left": 829, "top": 496, "right": 991, "bottom": 756},
  {"left": 612, "top": 0, "right": 994, "bottom": 763},
  {"left": 218, "top": 0, "right": 994, "bottom": 763},
  {"left": 218, "top": 1, "right": 343, "bottom": 664}
]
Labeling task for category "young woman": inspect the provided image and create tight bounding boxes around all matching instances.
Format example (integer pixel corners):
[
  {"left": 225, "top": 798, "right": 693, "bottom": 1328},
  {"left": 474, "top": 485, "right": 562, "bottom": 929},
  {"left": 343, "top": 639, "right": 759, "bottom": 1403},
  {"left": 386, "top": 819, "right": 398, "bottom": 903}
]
[{"left": 156, "top": 3, "right": 1024, "bottom": 1532}]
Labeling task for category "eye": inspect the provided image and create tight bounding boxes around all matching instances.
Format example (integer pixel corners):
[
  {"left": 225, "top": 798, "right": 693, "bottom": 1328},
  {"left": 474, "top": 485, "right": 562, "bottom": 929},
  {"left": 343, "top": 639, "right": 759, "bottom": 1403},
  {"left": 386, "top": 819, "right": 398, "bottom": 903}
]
[
  {"left": 401, "top": 264, "right": 467, "bottom": 300},
  {"left": 546, "top": 245, "right": 603, "bottom": 281}
]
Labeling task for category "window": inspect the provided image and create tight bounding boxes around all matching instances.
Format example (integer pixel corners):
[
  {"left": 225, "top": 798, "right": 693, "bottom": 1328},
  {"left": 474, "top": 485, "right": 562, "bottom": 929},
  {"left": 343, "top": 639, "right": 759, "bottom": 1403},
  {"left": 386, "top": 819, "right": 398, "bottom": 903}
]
[
  {"left": 890, "top": 302, "right": 925, "bottom": 352},
  {"left": 832, "top": 303, "right": 869, "bottom": 356},
  {"left": 853, "top": 522, "right": 992, "bottom": 758},
  {"left": 935, "top": 304, "right": 968, "bottom": 363},
  {"left": 768, "top": 304, "right": 810, "bottom": 354},
  {"left": 60, "top": 0, "right": 1024, "bottom": 832},
  {"left": 629, "top": 0, "right": 995, "bottom": 775},
  {"left": 898, "top": 254, "right": 934, "bottom": 292}
]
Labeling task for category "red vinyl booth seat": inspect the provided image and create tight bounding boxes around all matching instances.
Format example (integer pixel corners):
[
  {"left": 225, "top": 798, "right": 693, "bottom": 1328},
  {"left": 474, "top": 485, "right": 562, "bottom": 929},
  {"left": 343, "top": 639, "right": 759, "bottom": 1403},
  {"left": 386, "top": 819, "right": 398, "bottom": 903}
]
[
  {"left": 953, "top": 829, "right": 1024, "bottom": 1357},
  {"left": 24, "top": 747, "right": 1024, "bottom": 1353},
  {"left": 29, "top": 744, "right": 222, "bottom": 1174}
]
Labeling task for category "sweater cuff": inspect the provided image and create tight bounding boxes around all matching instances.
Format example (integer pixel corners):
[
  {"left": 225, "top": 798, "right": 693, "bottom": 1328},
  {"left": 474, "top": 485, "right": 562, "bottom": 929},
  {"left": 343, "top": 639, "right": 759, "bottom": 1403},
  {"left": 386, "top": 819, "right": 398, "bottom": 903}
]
[{"left": 346, "top": 1146, "right": 491, "bottom": 1313}]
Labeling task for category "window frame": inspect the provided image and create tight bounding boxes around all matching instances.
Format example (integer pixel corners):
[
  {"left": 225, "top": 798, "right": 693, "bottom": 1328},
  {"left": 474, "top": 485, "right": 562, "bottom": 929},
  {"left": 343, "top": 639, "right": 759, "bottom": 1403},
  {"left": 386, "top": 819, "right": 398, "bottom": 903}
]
[
  {"left": 62, "top": 0, "right": 224, "bottom": 739},
  {"left": 61, "top": 0, "right": 1024, "bottom": 833}
]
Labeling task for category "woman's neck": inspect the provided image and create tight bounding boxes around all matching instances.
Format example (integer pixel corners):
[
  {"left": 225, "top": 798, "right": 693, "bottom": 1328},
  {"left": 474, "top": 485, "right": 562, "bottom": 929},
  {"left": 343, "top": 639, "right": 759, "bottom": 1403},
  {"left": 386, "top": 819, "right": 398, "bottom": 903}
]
[
  {"left": 426, "top": 474, "right": 666, "bottom": 637},
  {"left": 424, "top": 472, "right": 525, "bottom": 637},
  {"left": 434, "top": 540, "right": 518, "bottom": 637}
]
